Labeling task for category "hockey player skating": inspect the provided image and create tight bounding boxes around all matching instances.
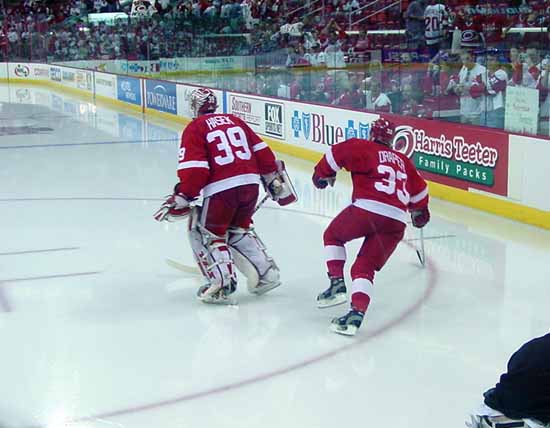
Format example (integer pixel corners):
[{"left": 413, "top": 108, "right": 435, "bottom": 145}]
[
  {"left": 312, "top": 118, "right": 430, "bottom": 336},
  {"left": 154, "top": 87, "right": 297, "bottom": 304},
  {"left": 467, "top": 333, "right": 550, "bottom": 428}
]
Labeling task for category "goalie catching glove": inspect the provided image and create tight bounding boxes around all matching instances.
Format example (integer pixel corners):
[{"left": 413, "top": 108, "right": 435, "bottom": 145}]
[
  {"left": 154, "top": 183, "right": 195, "bottom": 222},
  {"left": 261, "top": 160, "right": 298, "bottom": 206}
]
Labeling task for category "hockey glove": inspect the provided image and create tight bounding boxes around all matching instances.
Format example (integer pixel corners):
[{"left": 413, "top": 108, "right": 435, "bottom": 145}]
[
  {"left": 154, "top": 193, "right": 193, "bottom": 222},
  {"left": 261, "top": 160, "right": 298, "bottom": 206},
  {"left": 312, "top": 173, "right": 336, "bottom": 189},
  {"left": 410, "top": 207, "right": 430, "bottom": 228}
]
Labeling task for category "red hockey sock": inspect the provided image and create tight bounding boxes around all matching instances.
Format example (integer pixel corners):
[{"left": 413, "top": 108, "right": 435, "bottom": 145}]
[
  {"left": 326, "top": 260, "right": 345, "bottom": 278},
  {"left": 351, "top": 292, "right": 371, "bottom": 313}
]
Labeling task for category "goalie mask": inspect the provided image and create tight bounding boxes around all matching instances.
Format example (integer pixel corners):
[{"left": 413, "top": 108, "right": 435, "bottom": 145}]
[
  {"left": 190, "top": 87, "right": 218, "bottom": 118},
  {"left": 370, "top": 118, "right": 395, "bottom": 147}
]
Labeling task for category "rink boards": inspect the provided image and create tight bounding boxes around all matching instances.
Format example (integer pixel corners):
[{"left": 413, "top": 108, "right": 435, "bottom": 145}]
[{"left": 1, "top": 62, "right": 549, "bottom": 229}]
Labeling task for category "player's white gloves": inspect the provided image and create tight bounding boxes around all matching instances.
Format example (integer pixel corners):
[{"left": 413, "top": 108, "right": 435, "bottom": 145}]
[{"left": 154, "top": 189, "right": 194, "bottom": 222}]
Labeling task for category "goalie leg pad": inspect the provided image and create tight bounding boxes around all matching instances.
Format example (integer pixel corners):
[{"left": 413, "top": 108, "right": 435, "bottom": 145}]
[
  {"left": 188, "top": 208, "right": 237, "bottom": 298},
  {"left": 228, "top": 227, "right": 281, "bottom": 294}
]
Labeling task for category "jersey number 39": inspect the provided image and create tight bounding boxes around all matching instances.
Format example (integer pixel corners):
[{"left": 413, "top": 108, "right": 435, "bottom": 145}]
[{"left": 207, "top": 126, "right": 251, "bottom": 166}]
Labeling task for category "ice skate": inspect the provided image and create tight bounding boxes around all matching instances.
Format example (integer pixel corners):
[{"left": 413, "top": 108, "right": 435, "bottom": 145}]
[
  {"left": 197, "top": 280, "right": 237, "bottom": 305},
  {"left": 317, "top": 277, "right": 347, "bottom": 308},
  {"left": 251, "top": 279, "right": 281, "bottom": 295},
  {"left": 330, "top": 309, "right": 364, "bottom": 336},
  {"left": 250, "top": 267, "right": 281, "bottom": 295}
]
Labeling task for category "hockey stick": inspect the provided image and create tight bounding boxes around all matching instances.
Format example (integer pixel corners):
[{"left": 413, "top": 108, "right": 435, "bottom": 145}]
[
  {"left": 166, "top": 193, "right": 272, "bottom": 275},
  {"left": 253, "top": 193, "right": 270, "bottom": 214},
  {"left": 415, "top": 227, "right": 426, "bottom": 267},
  {"left": 166, "top": 258, "right": 201, "bottom": 275}
]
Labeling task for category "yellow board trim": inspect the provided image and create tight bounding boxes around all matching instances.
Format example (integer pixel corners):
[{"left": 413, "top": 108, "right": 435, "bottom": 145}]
[{"left": 2, "top": 78, "right": 549, "bottom": 229}]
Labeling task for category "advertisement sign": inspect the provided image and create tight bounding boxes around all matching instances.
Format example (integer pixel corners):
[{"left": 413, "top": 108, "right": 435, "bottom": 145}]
[
  {"left": 226, "top": 94, "right": 285, "bottom": 140},
  {"left": 145, "top": 79, "right": 177, "bottom": 114},
  {"left": 504, "top": 86, "right": 539, "bottom": 135},
  {"left": 264, "top": 101, "right": 284, "bottom": 139},
  {"left": 118, "top": 60, "right": 159, "bottom": 74},
  {"left": 229, "top": 95, "right": 261, "bottom": 126},
  {"left": 286, "top": 101, "right": 378, "bottom": 150},
  {"left": 88, "top": 12, "right": 129, "bottom": 24},
  {"left": 14, "top": 64, "right": 30, "bottom": 78},
  {"left": 76, "top": 70, "right": 93, "bottom": 91},
  {"left": 50, "top": 67, "right": 62, "bottom": 82},
  {"left": 62, "top": 70, "right": 75, "bottom": 82},
  {"left": 94, "top": 72, "right": 117, "bottom": 98},
  {"left": 117, "top": 75, "right": 142, "bottom": 106},
  {"left": 382, "top": 49, "right": 430, "bottom": 63},
  {"left": 160, "top": 56, "right": 254, "bottom": 73},
  {"left": 33, "top": 66, "right": 50, "bottom": 78},
  {"left": 388, "top": 115, "right": 509, "bottom": 196}
]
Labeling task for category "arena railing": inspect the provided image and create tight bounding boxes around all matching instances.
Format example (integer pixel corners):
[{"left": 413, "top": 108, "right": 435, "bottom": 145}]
[{"left": 347, "top": 0, "right": 403, "bottom": 30}]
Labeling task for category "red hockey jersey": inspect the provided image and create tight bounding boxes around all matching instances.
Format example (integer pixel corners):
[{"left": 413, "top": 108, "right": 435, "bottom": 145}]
[
  {"left": 314, "top": 139, "right": 429, "bottom": 224},
  {"left": 177, "top": 113, "right": 277, "bottom": 198}
]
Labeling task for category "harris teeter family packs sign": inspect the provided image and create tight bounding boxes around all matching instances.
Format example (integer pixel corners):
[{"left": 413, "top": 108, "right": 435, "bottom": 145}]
[{"left": 388, "top": 116, "right": 509, "bottom": 197}]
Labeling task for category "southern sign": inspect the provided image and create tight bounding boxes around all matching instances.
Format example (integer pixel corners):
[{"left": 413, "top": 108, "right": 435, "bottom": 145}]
[{"left": 226, "top": 93, "right": 285, "bottom": 140}]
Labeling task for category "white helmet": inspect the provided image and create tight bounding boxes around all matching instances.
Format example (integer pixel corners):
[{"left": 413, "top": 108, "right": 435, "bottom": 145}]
[{"left": 190, "top": 87, "right": 218, "bottom": 118}]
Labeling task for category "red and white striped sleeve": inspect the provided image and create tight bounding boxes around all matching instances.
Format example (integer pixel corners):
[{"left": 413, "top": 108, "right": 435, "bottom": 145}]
[
  {"left": 177, "top": 122, "right": 210, "bottom": 198},
  {"left": 406, "top": 160, "right": 429, "bottom": 211},
  {"left": 314, "top": 139, "right": 368, "bottom": 177}
]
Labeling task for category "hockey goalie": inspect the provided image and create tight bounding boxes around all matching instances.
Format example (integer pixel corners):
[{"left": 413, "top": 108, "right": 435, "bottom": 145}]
[{"left": 154, "top": 87, "right": 297, "bottom": 304}]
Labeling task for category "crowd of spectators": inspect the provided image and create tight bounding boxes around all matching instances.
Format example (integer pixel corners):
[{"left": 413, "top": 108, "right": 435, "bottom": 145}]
[{"left": 1, "top": 0, "right": 550, "bottom": 135}]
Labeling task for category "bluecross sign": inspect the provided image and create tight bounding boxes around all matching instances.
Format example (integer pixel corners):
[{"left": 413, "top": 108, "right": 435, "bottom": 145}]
[
  {"left": 145, "top": 80, "right": 177, "bottom": 114},
  {"left": 117, "top": 76, "right": 142, "bottom": 106},
  {"left": 291, "top": 109, "right": 371, "bottom": 145}
]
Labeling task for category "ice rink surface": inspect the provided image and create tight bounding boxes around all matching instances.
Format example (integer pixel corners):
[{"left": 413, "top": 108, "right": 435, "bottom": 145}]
[{"left": 1, "top": 85, "right": 549, "bottom": 428}]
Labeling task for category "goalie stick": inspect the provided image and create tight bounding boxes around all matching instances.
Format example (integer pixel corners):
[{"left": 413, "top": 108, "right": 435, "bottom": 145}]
[
  {"left": 165, "top": 258, "right": 201, "bottom": 275},
  {"left": 253, "top": 193, "right": 270, "bottom": 214}
]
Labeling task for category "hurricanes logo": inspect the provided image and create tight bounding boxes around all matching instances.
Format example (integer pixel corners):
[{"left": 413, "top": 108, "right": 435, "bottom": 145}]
[
  {"left": 14, "top": 64, "right": 30, "bottom": 77},
  {"left": 461, "top": 30, "right": 476, "bottom": 42},
  {"left": 392, "top": 125, "right": 415, "bottom": 159}
]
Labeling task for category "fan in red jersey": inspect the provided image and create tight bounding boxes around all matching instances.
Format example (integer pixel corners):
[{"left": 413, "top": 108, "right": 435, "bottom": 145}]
[
  {"left": 154, "top": 87, "right": 297, "bottom": 305},
  {"left": 312, "top": 118, "right": 430, "bottom": 336}
]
